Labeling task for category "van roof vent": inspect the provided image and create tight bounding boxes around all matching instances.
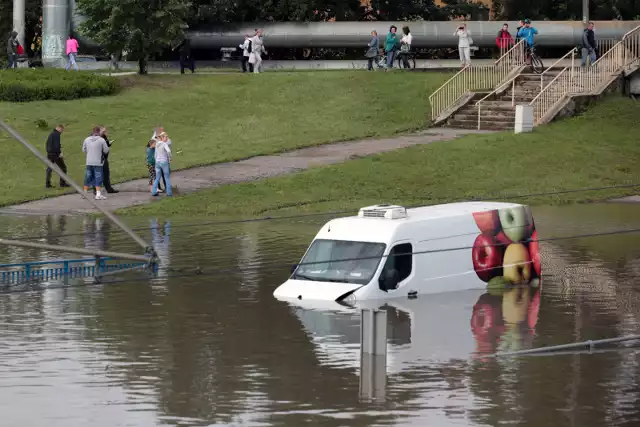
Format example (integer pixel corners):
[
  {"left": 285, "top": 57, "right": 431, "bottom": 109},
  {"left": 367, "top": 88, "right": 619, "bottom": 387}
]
[{"left": 358, "top": 204, "right": 408, "bottom": 219}]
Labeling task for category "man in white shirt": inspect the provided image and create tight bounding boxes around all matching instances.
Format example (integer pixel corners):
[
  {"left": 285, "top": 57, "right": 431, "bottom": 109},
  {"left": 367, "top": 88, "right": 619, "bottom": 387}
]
[
  {"left": 239, "top": 34, "right": 252, "bottom": 72},
  {"left": 151, "top": 126, "right": 172, "bottom": 192},
  {"left": 152, "top": 132, "right": 173, "bottom": 197}
]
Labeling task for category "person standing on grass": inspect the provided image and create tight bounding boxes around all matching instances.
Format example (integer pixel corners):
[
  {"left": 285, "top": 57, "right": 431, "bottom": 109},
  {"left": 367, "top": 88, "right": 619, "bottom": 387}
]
[
  {"left": 152, "top": 132, "right": 172, "bottom": 197},
  {"left": 240, "top": 34, "right": 253, "bottom": 72},
  {"left": 99, "top": 126, "right": 118, "bottom": 193},
  {"left": 65, "top": 33, "right": 79, "bottom": 71},
  {"left": 82, "top": 126, "right": 110, "bottom": 200},
  {"left": 6, "top": 31, "right": 18, "bottom": 69},
  {"left": 582, "top": 21, "right": 597, "bottom": 67},
  {"left": 384, "top": 25, "right": 398, "bottom": 69},
  {"left": 175, "top": 38, "right": 195, "bottom": 74},
  {"left": 45, "top": 124, "right": 70, "bottom": 189},
  {"left": 454, "top": 23, "right": 473, "bottom": 68}
]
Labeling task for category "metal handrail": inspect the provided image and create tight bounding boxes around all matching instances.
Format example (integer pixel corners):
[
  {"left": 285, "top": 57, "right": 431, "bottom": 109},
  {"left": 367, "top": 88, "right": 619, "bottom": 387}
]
[
  {"left": 494, "top": 39, "right": 526, "bottom": 66},
  {"left": 529, "top": 66, "right": 569, "bottom": 106},
  {"left": 429, "top": 39, "right": 527, "bottom": 122},
  {"left": 474, "top": 73, "right": 522, "bottom": 130},
  {"left": 539, "top": 48, "right": 577, "bottom": 90}
]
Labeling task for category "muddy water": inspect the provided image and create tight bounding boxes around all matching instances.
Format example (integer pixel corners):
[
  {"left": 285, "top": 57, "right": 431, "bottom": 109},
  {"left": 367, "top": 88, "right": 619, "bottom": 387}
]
[{"left": 0, "top": 203, "right": 639, "bottom": 426}]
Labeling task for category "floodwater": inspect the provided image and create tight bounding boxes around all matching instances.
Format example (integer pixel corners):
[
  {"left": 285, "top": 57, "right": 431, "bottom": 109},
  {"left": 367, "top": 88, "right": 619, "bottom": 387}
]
[{"left": 0, "top": 203, "right": 639, "bottom": 427}]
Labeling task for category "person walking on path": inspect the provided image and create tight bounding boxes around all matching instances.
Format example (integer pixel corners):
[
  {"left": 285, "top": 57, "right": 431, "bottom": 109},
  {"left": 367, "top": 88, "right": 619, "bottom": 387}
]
[
  {"left": 82, "top": 126, "right": 109, "bottom": 200},
  {"left": 365, "top": 30, "right": 379, "bottom": 71},
  {"left": 65, "top": 34, "right": 79, "bottom": 71},
  {"left": 384, "top": 25, "right": 399, "bottom": 69},
  {"left": 240, "top": 34, "right": 253, "bottom": 72},
  {"left": 99, "top": 126, "right": 118, "bottom": 193},
  {"left": 454, "top": 23, "right": 473, "bottom": 68},
  {"left": 45, "top": 124, "right": 70, "bottom": 189},
  {"left": 249, "top": 29, "right": 267, "bottom": 73},
  {"left": 496, "top": 23, "right": 514, "bottom": 57},
  {"left": 6, "top": 31, "right": 18, "bottom": 69},
  {"left": 582, "top": 21, "right": 597, "bottom": 67},
  {"left": 175, "top": 38, "right": 195, "bottom": 74},
  {"left": 152, "top": 133, "right": 172, "bottom": 197}
]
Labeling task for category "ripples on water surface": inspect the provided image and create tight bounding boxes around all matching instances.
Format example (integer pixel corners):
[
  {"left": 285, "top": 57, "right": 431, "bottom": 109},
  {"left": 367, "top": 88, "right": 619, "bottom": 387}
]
[{"left": 0, "top": 203, "right": 639, "bottom": 426}]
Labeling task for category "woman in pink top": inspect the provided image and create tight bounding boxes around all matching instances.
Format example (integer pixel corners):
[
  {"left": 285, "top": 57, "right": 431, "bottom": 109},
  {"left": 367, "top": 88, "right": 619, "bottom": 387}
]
[{"left": 65, "top": 34, "right": 79, "bottom": 71}]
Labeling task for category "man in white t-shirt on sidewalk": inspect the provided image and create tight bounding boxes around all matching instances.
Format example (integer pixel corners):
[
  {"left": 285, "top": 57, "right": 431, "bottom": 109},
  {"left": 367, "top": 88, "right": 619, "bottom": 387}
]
[{"left": 151, "top": 126, "right": 172, "bottom": 192}]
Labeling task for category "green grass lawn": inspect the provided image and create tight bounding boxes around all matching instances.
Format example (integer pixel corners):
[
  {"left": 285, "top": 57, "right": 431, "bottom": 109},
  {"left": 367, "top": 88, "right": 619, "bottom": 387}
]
[
  {"left": 0, "top": 71, "right": 450, "bottom": 207},
  {"left": 121, "top": 96, "right": 640, "bottom": 218}
]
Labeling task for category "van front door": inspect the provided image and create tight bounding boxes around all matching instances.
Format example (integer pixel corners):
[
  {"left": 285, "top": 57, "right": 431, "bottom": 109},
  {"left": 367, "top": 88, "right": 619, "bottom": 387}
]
[{"left": 378, "top": 241, "right": 414, "bottom": 292}]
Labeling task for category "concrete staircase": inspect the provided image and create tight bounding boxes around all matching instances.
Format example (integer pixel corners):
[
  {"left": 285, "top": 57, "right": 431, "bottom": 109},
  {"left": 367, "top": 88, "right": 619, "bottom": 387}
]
[{"left": 446, "top": 69, "right": 563, "bottom": 131}]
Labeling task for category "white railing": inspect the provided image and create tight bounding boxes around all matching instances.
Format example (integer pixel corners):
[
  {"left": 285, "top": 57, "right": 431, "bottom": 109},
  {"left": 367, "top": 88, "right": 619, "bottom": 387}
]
[
  {"left": 539, "top": 48, "right": 577, "bottom": 91},
  {"left": 429, "top": 39, "right": 527, "bottom": 122},
  {"left": 529, "top": 25, "right": 640, "bottom": 125}
]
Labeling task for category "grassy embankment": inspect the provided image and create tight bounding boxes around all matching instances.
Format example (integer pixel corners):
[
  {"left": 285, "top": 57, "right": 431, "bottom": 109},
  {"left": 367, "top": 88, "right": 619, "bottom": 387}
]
[
  {"left": 122, "top": 96, "right": 640, "bottom": 218},
  {"left": 0, "top": 71, "right": 449, "bottom": 207}
]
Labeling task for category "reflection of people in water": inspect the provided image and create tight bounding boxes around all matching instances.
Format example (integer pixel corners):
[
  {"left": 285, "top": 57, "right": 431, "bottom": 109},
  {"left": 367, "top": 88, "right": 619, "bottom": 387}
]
[
  {"left": 150, "top": 219, "right": 171, "bottom": 284},
  {"left": 470, "top": 286, "right": 541, "bottom": 355}
]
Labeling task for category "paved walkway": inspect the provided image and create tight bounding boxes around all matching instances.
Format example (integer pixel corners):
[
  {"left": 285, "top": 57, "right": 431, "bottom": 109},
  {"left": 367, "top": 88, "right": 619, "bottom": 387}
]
[{"left": 0, "top": 129, "right": 493, "bottom": 216}]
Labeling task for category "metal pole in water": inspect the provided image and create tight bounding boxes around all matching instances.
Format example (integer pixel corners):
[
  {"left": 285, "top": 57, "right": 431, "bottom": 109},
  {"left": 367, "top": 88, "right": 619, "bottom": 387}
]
[
  {"left": 0, "top": 238, "right": 151, "bottom": 263},
  {"left": 493, "top": 334, "right": 640, "bottom": 358},
  {"left": 359, "top": 309, "right": 388, "bottom": 401},
  {"left": 0, "top": 120, "right": 156, "bottom": 259}
]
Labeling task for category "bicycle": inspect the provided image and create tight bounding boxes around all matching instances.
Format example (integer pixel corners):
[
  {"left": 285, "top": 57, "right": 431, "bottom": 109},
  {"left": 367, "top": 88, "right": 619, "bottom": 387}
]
[{"left": 526, "top": 45, "right": 544, "bottom": 74}]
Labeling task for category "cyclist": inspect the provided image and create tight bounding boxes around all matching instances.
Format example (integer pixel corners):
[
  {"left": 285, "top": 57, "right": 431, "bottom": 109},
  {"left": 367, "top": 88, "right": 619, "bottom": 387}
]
[{"left": 517, "top": 19, "right": 539, "bottom": 65}]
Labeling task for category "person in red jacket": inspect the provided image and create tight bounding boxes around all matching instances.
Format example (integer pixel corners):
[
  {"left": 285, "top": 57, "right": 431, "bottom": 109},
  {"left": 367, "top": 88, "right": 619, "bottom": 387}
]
[{"left": 496, "top": 23, "right": 514, "bottom": 57}]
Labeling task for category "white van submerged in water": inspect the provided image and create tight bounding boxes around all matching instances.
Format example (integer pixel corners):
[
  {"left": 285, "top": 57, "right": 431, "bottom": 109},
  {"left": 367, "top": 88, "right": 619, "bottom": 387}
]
[{"left": 273, "top": 202, "right": 541, "bottom": 305}]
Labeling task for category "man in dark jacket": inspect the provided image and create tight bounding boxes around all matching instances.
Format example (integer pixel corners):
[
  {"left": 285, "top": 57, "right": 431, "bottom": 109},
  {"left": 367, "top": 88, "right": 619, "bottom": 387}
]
[
  {"left": 176, "top": 38, "right": 195, "bottom": 74},
  {"left": 99, "top": 126, "right": 118, "bottom": 193},
  {"left": 45, "top": 124, "right": 70, "bottom": 188},
  {"left": 581, "top": 22, "right": 597, "bottom": 67},
  {"left": 6, "top": 31, "right": 18, "bottom": 69}
]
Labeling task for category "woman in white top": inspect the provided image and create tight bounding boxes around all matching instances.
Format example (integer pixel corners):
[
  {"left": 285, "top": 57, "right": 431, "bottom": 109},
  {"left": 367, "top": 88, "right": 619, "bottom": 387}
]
[
  {"left": 399, "top": 26, "right": 413, "bottom": 68},
  {"left": 454, "top": 23, "right": 473, "bottom": 68}
]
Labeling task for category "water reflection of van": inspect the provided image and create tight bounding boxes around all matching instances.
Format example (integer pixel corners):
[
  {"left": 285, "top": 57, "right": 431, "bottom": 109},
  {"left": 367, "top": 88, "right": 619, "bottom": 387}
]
[
  {"left": 273, "top": 202, "right": 541, "bottom": 305},
  {"left": 287, "top": 287, "right": 542, "bottom": 372}
]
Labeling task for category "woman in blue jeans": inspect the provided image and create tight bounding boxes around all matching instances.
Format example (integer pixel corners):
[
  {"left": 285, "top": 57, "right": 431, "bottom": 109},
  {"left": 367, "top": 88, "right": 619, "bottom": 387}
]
[
  {"left": 385, "top": 25, "right": 399, "bottom": 69},
  {"left": 151, "top": 133, "right": 172, "bottom": 197}
]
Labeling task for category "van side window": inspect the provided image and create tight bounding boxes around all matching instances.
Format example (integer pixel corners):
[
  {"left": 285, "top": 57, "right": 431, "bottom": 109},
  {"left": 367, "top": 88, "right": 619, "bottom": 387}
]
[{"left": 378, "top": 243, "right": 413, "bottom": 291}]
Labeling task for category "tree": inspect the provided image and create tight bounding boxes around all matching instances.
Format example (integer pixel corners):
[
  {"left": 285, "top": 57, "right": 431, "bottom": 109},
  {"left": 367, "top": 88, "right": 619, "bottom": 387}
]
[{"left": 75, "top": 0, "right": 192, "bottom": 74}]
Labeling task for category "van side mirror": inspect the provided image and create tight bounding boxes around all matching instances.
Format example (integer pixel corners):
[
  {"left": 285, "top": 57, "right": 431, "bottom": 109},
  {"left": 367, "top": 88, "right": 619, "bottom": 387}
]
[{"left": 290, "top": 264, "right": 298, "bottom": 274}]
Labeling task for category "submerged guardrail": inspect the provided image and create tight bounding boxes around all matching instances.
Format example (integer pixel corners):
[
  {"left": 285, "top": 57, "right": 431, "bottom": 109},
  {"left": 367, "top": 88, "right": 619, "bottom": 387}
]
[{"left": 0, "top": 257, "right": 153, "bottom": 285}]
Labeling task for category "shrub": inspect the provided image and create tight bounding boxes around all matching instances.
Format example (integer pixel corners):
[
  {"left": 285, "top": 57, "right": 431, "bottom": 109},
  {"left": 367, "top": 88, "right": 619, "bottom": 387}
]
[{"left": 0, "top": 69, "right": 119, "bottom": 102}]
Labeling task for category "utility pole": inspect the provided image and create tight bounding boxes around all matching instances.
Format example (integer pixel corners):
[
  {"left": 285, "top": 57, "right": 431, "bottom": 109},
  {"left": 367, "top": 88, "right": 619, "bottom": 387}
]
[
  {"left": 43, "top": 0, "right": 70, "bottom": 68},
  {"left": 12, "top": 0, "right": 26, "bottom": 47},
  {"left": 582, "top": 0, "right": 589, "bottom": 23}
]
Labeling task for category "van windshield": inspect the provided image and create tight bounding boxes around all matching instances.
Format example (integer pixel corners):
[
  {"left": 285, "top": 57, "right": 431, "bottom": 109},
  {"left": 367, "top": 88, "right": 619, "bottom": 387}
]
[{"left": 293, "top": 239, "right": 386, "bottom": 285}]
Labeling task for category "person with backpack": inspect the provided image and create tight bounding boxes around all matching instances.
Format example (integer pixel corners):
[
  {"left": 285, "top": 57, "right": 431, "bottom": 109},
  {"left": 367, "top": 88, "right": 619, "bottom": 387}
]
[
  {"left": 240, "top": 34, "right": 253, "bottom": 72},
  {"left": 496, "top": 23, "right": 514, "bottom": 57}
]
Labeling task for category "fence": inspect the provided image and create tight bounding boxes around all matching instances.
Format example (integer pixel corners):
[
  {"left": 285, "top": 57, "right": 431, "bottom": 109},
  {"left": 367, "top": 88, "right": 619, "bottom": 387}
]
[
  {"left": 429, "top": 39, "right": 527, "bottom": 122},
  {"left": 0, "top": 257, "right": 150, "bottom": 285}
]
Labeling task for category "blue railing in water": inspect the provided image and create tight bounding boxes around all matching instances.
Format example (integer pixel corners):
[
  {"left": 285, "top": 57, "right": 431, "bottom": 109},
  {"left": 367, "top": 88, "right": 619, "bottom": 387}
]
[{"left": 0, "top": 257, "right": 150, "bottom": 285}]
